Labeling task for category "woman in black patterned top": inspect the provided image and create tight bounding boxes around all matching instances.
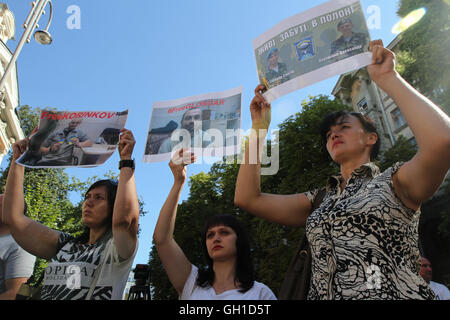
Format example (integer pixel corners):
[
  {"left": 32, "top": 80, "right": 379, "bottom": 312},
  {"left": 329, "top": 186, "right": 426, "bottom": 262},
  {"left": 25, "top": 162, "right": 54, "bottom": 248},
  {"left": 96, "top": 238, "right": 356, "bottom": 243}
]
[{"left": 235, "top": 40, "right": 450, "bottom": 299}]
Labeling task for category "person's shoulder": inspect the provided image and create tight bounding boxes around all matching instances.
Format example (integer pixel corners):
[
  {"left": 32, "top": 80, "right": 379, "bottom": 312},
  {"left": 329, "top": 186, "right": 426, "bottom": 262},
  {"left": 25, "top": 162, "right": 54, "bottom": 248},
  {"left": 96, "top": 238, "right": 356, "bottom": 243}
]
[
  {"left": 251, "top": 281, "right": 277, "bottom": 300},
  {"left": 376, "top": 161, "right": 403, "bottom": 179},
  {"left": 74, "top": 128, "right": 88, "bottom": 136},
  {"left": 332, "top": 36, "right": 344, "bottom": 43},
  {"left": 158, "top": 137, "right": 172, "bottom": 154},
  {"left": 0, "top": 234, "right": 22, "bottom": 254},
  {"left": 354, "top": 32, "right": 368, "bottom": 39},
  {"left": 57, "top": 232, "right": 75, "bottom": 249},
  {"left": 431, "top": 281, "right": 450, "bottom": 291}
]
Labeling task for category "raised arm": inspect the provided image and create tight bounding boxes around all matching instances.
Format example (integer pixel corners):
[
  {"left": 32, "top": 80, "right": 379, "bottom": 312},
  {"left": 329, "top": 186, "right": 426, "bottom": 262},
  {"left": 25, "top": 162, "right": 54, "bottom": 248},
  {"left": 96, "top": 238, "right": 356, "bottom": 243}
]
[
  {"left": 153, "top": 149, "right": 196, "bottom": 296},
  {"left": 1, "top": 135, "right": 60, "bottom": 260},
  {"left": 368, "top": 40, "right": 450, "bottom": 210},
  {"left": 112, "top": 129, "right": 140, "bottom": 260},
  {"left": 234, "top": 85, "right": 313, "bottom": 227}
]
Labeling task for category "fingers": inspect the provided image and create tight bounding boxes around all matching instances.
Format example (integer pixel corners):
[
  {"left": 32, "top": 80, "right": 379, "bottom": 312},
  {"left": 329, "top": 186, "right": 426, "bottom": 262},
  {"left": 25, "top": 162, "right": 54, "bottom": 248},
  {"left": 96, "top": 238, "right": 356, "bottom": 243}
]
[
  {"left": 252, "top": 85, "right": 270, "bottom": 109},
  {"left": 170, "top": 148, "right": 196, "bottom": 166},
  {"left": 369, "top": 39, "right": 385, "bottom": 64},
  {"left": 17, "top": 140, "right": 28, "bottom": 154},
  {"left": 369, "top": 39, "right": 383, "bottom": 51},
  {"left": 119, "top": 128, "right": 136, "bottom": 158},
  {"left": 12, "top": 137, "right": 30, "bottom": 160},
  {"left": 254, "top": 84, "right": 267, "bottom": 95},
  {"left": 30, "top": 126, "right": 38, "bottom": 136},
  {"left": 119, "top": 129, "right": 136, "bottom": 145}
]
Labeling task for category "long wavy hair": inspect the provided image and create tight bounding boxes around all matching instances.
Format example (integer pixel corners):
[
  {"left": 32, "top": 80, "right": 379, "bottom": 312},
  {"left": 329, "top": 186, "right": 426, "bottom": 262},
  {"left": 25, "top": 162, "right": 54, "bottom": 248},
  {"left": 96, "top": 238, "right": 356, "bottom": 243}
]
[
  {"left": 75, "top": 179, "right": 118, "bottom": 244},
  {"left": 196, "top": 214, "right": 255, "bottom": 293}
]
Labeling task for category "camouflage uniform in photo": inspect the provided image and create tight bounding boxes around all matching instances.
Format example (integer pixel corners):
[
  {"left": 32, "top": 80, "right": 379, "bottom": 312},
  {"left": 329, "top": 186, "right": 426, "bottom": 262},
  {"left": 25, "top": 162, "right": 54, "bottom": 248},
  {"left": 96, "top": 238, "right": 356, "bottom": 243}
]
[{"left": 330, "top": 32, "right": 368, "bottom": 58}]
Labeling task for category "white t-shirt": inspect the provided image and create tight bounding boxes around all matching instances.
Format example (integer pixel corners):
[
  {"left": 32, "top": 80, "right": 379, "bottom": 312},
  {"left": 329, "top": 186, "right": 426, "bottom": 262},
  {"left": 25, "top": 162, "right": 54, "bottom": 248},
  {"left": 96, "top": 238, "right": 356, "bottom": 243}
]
[
  {"left": 429, "top": 281, "right": 450, "bottom": 300},
  {"left": 41, "top": 232, "right": 137, "bottom": 300},
  {"left": 0, "top": 234, "right": 36, "bottom": 294},
  {"left": 180, "top": 265, "right": 277, "bottom": 300}
]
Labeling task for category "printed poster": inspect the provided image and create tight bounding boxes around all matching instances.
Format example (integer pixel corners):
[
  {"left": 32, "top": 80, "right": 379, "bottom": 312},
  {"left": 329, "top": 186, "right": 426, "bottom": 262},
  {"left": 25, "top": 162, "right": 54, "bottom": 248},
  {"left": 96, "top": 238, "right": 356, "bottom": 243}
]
[
  {"left": 253, "top": 0, "right": 371, "bottom": 102},
  {"left": 143, "top": 87, "right": 242, "bottom": 163},
  {"left": 17, "top": 110, "right": 128, "bottom": 168}
]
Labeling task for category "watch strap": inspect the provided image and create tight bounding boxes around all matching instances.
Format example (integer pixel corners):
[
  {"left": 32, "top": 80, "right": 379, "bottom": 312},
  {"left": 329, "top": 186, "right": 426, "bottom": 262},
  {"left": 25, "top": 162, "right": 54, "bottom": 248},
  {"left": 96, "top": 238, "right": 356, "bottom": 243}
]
[{"left": 119, "top": 159, "right": 135, "bottom": 170}]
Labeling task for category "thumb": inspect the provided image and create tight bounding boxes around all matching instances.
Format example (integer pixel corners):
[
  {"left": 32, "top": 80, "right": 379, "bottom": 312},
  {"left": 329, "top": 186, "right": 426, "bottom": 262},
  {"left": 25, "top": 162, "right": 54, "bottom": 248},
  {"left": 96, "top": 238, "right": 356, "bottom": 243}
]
[{"left": 29, "top": 126, "right": 38, "bottom": 137}]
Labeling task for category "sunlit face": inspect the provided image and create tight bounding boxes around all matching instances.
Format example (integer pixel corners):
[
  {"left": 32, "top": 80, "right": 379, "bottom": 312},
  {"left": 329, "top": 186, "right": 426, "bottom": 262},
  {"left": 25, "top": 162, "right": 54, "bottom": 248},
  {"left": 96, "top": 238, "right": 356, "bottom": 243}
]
[
  {"left": 205, "top": 225, "right": 238, "bottom": 262},
  {"left": 338, "top": 22, "right": 354, "bottom": 34},
  {"left": 268, "top": 51, "right": 279, "bottom": 68},
  {"left": 82, "top": 186, "right": 110, "bottom": 229},
  {"left": 420, "top": 257, "right": 433, "bottom": 283},
  {"left": 68, "top": 119, "right": 82, "bottom": 130},
  {"left": 325, "top": 115, "right": 375, "bottom": 164},
  {"left": 181, "top": 109, "right": 202, "bottom": 133}
]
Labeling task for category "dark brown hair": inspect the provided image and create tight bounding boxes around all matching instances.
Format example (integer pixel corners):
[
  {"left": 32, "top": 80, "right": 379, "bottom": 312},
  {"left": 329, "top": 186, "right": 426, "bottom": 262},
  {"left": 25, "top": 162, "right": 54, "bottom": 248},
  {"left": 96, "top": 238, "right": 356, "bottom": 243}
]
[{"left": 319, "top": 111, "right": 380, "bottom": 161}]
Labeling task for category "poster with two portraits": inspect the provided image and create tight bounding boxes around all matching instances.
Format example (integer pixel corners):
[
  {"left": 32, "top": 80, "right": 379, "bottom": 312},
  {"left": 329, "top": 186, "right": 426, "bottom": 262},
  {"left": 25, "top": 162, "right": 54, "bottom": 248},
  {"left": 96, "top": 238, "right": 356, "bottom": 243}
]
[{"left": 253, "top": 0, "right": 372, "bottom": 102}]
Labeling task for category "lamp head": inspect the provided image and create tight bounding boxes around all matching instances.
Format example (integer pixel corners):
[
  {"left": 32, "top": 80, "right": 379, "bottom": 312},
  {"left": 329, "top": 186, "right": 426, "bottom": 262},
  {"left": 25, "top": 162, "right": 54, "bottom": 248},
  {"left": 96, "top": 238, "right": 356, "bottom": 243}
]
[{"left": 34, "top": 30, "right": 52, "bottom": 45}]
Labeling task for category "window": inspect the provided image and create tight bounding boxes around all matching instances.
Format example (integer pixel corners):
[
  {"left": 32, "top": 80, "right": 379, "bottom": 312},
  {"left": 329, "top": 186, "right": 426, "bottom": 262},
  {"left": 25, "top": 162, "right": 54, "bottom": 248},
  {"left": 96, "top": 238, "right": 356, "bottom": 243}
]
[
  {"left": 391, "top": 108, "right": 406, "bottom": 129},
  {"left": 408, "top": 137, "right": 418, "bottom": 149},
  {"left": 357, "top": 98, "right": 368, "bottom": 113}
]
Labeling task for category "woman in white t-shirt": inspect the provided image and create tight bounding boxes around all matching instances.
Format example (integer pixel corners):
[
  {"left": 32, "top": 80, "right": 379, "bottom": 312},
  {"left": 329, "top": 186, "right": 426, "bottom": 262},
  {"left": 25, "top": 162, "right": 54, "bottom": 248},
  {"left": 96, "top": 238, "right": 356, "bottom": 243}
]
[{"left": 153, "top": 149, "right": 276, "bottom": 300}]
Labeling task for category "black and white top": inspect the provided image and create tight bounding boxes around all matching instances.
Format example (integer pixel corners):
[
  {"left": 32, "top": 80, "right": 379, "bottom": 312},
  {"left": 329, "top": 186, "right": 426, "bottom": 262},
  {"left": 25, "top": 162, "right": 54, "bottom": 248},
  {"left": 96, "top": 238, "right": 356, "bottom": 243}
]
[
  {"left": 305, "top": 162, "right": 436, "bottom": 300},
  {"left": 41, "top": 232, "right": 137, "bottom": 300}
]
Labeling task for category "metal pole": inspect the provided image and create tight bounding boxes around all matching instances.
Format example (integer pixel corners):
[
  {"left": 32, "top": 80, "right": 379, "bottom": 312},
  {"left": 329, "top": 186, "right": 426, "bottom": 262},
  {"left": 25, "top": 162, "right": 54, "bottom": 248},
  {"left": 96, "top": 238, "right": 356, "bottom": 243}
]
[{"left": 0, "top": 0, "right": 49, "bottom": 93}]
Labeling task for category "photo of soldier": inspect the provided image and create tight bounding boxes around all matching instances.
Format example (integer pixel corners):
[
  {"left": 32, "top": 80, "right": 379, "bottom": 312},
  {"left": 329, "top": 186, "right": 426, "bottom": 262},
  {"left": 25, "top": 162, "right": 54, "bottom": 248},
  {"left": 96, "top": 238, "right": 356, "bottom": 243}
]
[
  {"left": 145, "top": 120, "right": 179, "bottom": 155},
  {"left": 35, "top": 118, "right": 93, "bottom": 166},
  {"left": 157, "top": 108, "right": 212, "bottom": 154},
  {"left": 330, "top": 18, "right": 368, "bottom": 58},
  {"left": 265, "top": 48, "right": 290, "bottom": 87}
]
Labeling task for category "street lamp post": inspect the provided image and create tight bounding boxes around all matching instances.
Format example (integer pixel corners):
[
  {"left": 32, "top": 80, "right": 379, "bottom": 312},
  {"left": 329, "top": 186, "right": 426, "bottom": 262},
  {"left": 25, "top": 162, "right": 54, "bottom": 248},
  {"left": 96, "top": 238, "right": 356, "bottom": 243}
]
[{"left": 0, "top": 0, "right": 53, "bottom": 92}]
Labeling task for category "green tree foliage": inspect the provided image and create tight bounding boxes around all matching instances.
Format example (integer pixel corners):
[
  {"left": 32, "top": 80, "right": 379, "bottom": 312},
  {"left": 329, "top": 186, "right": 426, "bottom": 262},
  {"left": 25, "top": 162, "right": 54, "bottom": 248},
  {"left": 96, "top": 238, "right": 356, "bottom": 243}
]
[
  {"left": 395, "top": 0, "right": 450, "bottom": 114},
  {"left": 378, "top": 135, "right": 417, "bottom": 171}
]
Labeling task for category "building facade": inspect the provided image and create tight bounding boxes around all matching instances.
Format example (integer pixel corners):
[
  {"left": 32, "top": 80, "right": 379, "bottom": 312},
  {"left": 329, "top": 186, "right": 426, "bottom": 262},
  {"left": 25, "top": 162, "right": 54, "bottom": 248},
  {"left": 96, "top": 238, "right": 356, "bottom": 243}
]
[
  {"left": 0, "top": 4, "right": 25, "bottom": 165},
  {"left": 331, "top": 35, "right": 416, "bottom": 154}
]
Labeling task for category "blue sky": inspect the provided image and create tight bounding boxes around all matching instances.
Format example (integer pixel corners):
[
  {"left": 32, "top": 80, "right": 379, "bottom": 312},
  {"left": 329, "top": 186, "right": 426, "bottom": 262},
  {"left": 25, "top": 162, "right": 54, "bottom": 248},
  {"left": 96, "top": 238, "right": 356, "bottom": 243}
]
[{"left": 3, "top": 0, "right": 402, "bottom": 268}]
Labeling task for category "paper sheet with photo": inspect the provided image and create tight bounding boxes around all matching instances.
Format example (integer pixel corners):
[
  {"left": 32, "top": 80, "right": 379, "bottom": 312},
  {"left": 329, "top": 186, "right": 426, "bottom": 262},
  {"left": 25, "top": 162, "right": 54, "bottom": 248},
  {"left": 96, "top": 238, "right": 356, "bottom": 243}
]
[
  {"left": 143, "top": 87, "right": 242, "bottom": 163},
  {"left": 17, "top": 110, "right": 128, "bottom": 168},
  {"left": 253, "top": 0, "right": 371, "bottom": 102}
]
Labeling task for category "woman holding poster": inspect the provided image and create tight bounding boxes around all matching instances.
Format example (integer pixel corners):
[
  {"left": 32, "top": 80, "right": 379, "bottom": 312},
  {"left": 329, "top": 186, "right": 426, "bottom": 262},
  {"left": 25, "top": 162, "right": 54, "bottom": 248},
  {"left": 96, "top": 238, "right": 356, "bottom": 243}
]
[
  {"left": 153, "top": 150, "right": 276, "bottom": 300},
  {"left": 2, "top": 129, "right": 139, "bottom": 300},
  {"left": 235, "top": 40, "right": 450, "bottom": 299}
]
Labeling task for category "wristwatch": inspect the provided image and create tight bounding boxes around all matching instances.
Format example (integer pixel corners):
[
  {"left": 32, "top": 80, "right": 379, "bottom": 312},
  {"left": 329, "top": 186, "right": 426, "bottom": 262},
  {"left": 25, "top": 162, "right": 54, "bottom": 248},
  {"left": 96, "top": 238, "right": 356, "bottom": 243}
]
[{"left": 119, "top": 159, "right": 135, "bottom": 171}]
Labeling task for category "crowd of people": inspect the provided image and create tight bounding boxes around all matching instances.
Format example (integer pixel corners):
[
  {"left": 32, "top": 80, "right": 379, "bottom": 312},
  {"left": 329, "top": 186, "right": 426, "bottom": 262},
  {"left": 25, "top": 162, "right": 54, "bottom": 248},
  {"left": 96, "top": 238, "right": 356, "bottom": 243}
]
[{"left": 0, "top": 41, "right": 449, "bottom": 300}]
